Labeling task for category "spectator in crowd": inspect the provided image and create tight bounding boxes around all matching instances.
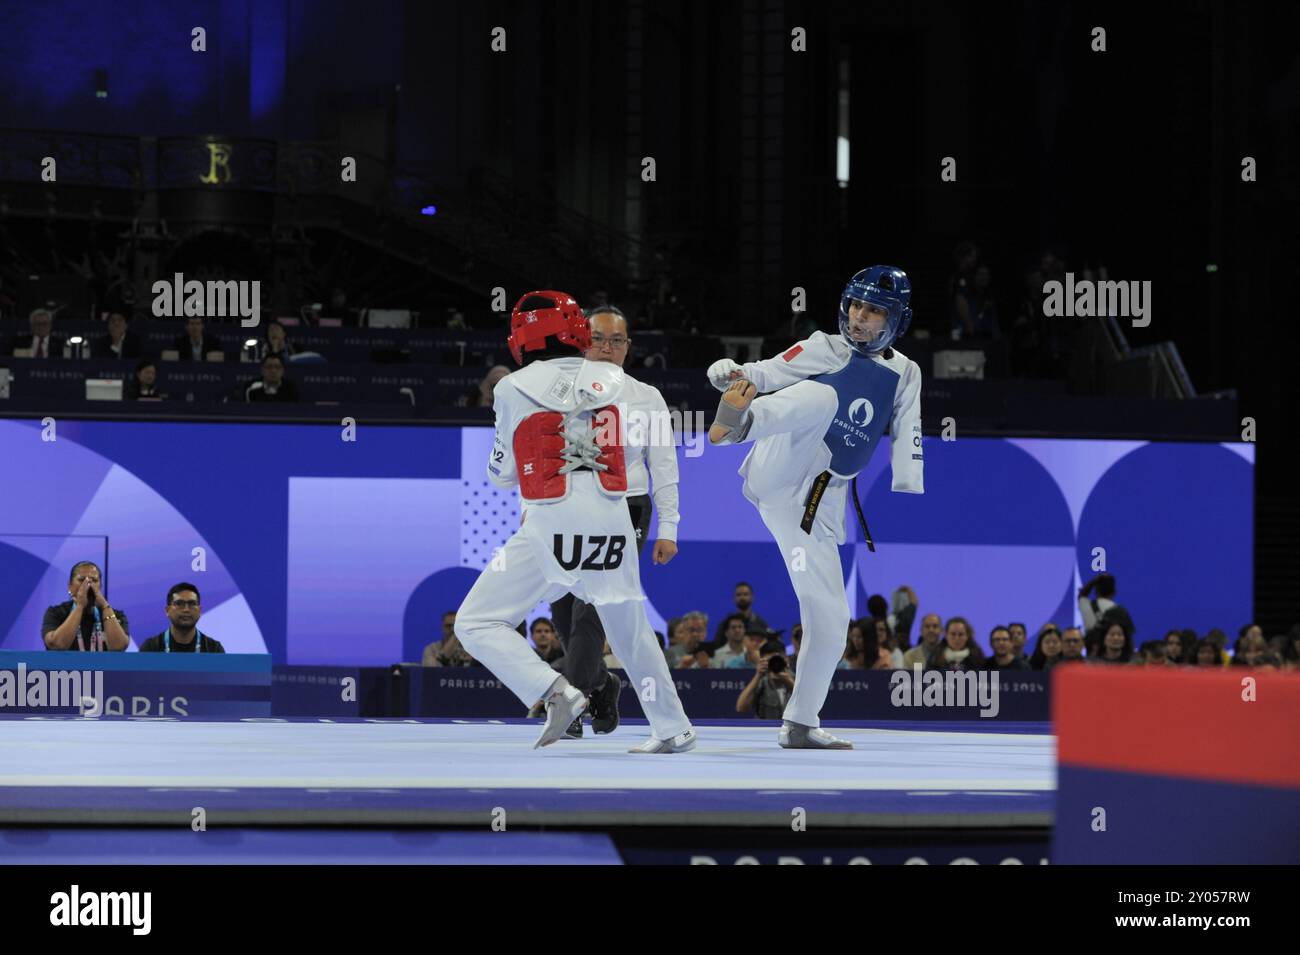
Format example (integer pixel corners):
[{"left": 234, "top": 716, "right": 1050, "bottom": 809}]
[
  {"left": 138, "top": 583, "right": 225, "bottom": 652},
  {"left": 1137, "top": 641, "right": 1169, "bottom": 666},
  {"left": 1079, "top": 574, "right": 1135, "bottom": 654},
  {"left": 1266, "top": 633, "right": 1289, "bottom": 661},
  {"left": 838, "top": 623, "right": 860, "bottom": 670},
  {"left": 603, "top": 639, "right": 624, "bottom": 670},
  {"left": 984, "top": 626, "right": 1030, "bottom": 671},
  {"left": 173, "top": 316, "right": 224, "bottom": 361},
  {"left": 1189, "top": 639, "right": 1221, "bottom": 667},
  {"left": 947, "top": 240, "right": 979, "bottom": 340},
  {"left": 874, "top": 617, "right": 904, "bottom": 668},
  {"left": 736, "top": 640, "right": 794, "bottom": 719},
  {"left": 665, "top": 611, "right": 710, "bottom": 668},
  {"left": 789, "top": 623, "right": 803, "bottom": 673},
  {"left": 257, "top": 320, "right": 298, "bottom": 361},
  {"left": 926, "top": 617, "right": 985, "bottom": 671},
  {"left": 422, "top": 611, "right": 457, "bottom": 665},
  {"left": 1232, "top": 623, "right": 1264, "bottom": 661},
  {"left": 11, "top": 308, "right": 65, "bottom": 358},
  {"left": 1078, "top": 573, "right": 1117, "bottom": 626},
  {"left": 42, "top": 561, "right": 129, "bottom": 651},
  {"left": 902, "top": 612, "right": 943, "bottom": 669},
  {"left": 423, "top": 611, "right": 474, "bottom": 666},
  {"left": 1089, "top": 621, "right": 1134, "bottom": 664},
  {"left": 1028, "top": 624, "right": 1064, "bottom": 670},
  {"left": 887, "top": 585, "right": 919, "bottom": 648},
  {"left": 1011, "top": 248, "right": 1071, "bottom": 377},
  {"left": 663, "top": 616, "right": 681, "bottom": 648},
  {"left": 1163, "top": 629, "right": 1187, "bottom": 665},
  {"left": 839, "top": 620, "right": 874, "bottom": 670},
  {"left": 92, "top": 311, "right": 144, "bottom": 360},
  {"left": 245, "top": 353, "right": 300, "bottom": 402},
  {"left": 327, "top": 287, "right": 357, "bottom": 325},
  {"left": 1281, "top": 625, "right": 1300, "bottom": 670},
  {"left": 13, "top": 308, "right": 63, "bottom": 358},
  {"left": 1059, "top": 627, "right": 1086, "bottom": 664},
  {"left": 731, "top": 581, "right": 770, "bottom": 635},
  {"left": 967, "top": 265, "right": 1000, "bottom": 339},
  {"left": 1009, "top": 261, "right": 1045, "bottom": 376},
  {"left": 725, "top": 624, "right": 772, "bottom": 669},
  {"left": 711, "top": 613, "right": 749, "bottom": 667},
  {"left": 1232, "top": 633, "right": 1269, "bottom": 668},
  {"left": 1007, "top": 622, "right": 1029, "bottom": 660},
  {"left": 712, "top": 582, "right": 769, "bottom": 649},
  {"left": 531, "top": 617, "right": 564, "bottom": 665},
  {"left": 1205, "top": 628, "right": 1231, "bottom": 666},
  {"left": 867, "top": 590, "right": 915, "bottom": 651},
  {"left": 127, "top": 358, "right": 164, "bottom": 399},
  {"left": 474, "top": 365, "right": 512, "bottom": 408}
]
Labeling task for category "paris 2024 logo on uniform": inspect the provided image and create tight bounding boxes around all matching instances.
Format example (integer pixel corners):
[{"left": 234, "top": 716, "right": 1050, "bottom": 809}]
[{"left": 841, "top": 398, "right": 874, "bottom": 446}]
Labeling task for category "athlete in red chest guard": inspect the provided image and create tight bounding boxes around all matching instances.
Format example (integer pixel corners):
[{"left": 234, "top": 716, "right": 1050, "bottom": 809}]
[{"left": 454, "top": 291, "right": 697, "bottom": 752}]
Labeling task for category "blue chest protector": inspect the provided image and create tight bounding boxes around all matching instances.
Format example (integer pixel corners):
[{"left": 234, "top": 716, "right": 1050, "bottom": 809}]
[{"left": 809, "top": 354, "right": 901, "bottom": 478}]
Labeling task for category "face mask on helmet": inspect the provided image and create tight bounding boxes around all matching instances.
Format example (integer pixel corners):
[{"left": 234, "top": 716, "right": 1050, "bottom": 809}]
[{"left": 842, "top": 299, "right": 893, "bottom": 346}]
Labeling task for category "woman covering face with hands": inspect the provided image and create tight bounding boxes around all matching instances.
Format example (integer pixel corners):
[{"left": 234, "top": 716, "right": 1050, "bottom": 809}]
[{"left": 42, "top": 561, "right": 130, "bottom": 651}]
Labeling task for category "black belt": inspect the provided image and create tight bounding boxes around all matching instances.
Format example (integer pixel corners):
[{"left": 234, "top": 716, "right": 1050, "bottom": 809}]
[{"left": 800, "top": 470, "right": 875, "bottom": 551}]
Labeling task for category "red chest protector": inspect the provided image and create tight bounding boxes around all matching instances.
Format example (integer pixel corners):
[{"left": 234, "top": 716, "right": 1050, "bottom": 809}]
[{"left": 514, "top": 406, "right": 627, "bottom": 501}]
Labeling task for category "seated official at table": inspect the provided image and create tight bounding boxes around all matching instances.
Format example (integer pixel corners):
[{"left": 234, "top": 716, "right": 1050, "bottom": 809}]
[
  {"left": 172, "top": 316, "right": 225, "bottom": 361},
  {"left": 244, "top": 353, "right": 300, "bottom": 402},
  {"left": 42, "top": 560, "right": 130, "bottom": 651},
  {"left": 92, "top": 311, "right": 145, "bottom": 360},
  {"left": 127, "top": 358, "right": 166, "bottom": 400},
  {"left": 10, "top": 307, "right": 66, "bottom": 359},
  {"left": 138, "top": 583, "right": 226, "bottom": 653}
]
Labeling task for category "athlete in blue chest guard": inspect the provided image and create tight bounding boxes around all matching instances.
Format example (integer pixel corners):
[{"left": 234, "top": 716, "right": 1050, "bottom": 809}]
[{"left": 705, "top": 266, "right": 925, "bottom": 749}]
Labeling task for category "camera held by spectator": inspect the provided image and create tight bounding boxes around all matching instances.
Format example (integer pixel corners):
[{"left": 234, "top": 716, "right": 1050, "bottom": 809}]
[{"left": 736, "top": 640, "right": 793, "bottom": 719}]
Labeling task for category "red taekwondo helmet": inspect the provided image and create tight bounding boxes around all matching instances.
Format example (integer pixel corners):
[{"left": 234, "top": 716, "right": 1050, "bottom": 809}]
[{"left": 507, "top": 290, "right": 592, "bottom": 366}]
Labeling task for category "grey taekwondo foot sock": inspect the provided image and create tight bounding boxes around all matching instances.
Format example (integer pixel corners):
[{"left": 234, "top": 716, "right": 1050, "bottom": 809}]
[{"left": 711, "top": 393, "right": 753, "bottom": 444}]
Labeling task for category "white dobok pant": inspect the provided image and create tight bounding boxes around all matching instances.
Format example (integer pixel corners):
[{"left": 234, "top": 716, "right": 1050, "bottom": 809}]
[{"left": 455, "top": 472, "right": 692, "bottom": 741}]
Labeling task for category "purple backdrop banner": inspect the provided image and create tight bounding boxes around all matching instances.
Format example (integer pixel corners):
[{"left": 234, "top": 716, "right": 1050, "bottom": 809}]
[{"left": 0, "top": 419, "right": 1254, "bottom": 665}]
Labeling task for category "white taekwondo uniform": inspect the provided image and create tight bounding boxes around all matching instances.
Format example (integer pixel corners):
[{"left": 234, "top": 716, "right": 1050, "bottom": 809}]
[
  {"left": 713, "top": 330, "right": 923, "bottom": 726},
  {"left": 455, "top": 355, "right": 692, "bottom": 741}
]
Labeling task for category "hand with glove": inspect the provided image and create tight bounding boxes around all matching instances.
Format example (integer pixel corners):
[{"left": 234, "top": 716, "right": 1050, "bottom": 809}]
[{"left": 706, "top": 358, "right": 745, "bottom": 392}]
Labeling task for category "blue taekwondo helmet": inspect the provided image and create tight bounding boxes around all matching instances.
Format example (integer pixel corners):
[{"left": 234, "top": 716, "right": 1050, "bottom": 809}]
[{"left": 838, "top": 265, "right": 914, "bottom": 356}]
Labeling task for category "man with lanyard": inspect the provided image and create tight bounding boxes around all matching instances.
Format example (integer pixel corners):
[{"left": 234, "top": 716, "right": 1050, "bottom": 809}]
[
  {"left": 138, "top": 583, "right": 226, "bottom": 653},
  {"left": 704, "top": 266, "right": 925, "bottom": 749}
]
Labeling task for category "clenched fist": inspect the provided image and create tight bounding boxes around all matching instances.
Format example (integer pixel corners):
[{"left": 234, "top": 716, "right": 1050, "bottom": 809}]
[{"left": 652, "top": 539, "right": 678, "bottom": 564}]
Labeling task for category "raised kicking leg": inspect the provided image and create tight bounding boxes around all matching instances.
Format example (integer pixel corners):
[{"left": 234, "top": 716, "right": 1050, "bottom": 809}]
[{"left": 709, "top": 378, "right": 839, "bottom": 448}]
